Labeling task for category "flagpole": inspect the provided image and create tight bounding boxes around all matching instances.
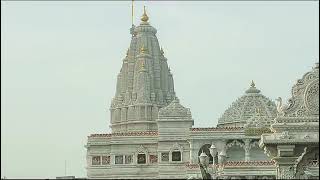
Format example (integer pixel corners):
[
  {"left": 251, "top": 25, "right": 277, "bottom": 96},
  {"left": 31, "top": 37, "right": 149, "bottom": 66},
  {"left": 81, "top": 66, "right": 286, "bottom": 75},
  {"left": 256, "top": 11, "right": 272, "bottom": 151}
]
[{"left": 131, "top": 0, "right": 134, "bottom": 25}]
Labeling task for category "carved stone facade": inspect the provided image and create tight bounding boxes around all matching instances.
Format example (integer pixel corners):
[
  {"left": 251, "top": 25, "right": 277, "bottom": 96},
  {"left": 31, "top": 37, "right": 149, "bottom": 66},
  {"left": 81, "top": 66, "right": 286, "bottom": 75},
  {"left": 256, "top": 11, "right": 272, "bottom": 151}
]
[
  {"left": 85, "top": 8, "right": 318, "bottom": 180},
  {"left": 260, "top": 63, "right": 319, "bottom": 179}
]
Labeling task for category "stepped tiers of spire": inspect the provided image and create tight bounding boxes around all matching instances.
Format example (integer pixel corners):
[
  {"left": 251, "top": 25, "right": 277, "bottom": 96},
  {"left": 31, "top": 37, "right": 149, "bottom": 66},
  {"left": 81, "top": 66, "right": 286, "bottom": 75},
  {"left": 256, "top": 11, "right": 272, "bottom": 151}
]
[{"left": 110, "top": 9, "right": 176, "bottom": 132}]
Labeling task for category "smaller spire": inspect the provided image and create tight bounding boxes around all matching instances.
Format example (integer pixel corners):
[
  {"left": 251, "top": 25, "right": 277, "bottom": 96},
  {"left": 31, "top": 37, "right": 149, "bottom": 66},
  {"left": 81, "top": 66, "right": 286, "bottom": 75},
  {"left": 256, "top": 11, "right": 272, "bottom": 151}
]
[
  {"left": 141, "top": 6, "right": 149, "bottom": 23},
  {"left": 160, "top": 47, "right": 164, "bottom": 55},
  {"left": 251, "top": 80, "right": 255, "bottom": 88},
  {"left": 140, "top": 61, "right": 147, "bottom": 72},
  {"left": 126, "top": 48, "right": 129, "bottom": 57}
]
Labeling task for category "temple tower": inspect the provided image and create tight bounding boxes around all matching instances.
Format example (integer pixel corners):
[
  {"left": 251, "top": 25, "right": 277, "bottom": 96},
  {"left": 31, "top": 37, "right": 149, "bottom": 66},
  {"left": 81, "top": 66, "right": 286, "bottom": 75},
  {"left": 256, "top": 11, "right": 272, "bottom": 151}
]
[{"left": 110, "top": 8, "right": 176, "bottom": 132}]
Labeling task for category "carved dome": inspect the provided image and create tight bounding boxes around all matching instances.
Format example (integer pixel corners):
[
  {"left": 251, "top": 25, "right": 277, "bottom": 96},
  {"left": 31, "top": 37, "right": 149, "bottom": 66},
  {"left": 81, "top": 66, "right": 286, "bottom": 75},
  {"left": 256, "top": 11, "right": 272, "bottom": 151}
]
[
  {"left": 244, "top": 110, "right": 275, "bottom": 128},
  {"left": 217, "top": 82, "right": 277, "bottom": 128}
]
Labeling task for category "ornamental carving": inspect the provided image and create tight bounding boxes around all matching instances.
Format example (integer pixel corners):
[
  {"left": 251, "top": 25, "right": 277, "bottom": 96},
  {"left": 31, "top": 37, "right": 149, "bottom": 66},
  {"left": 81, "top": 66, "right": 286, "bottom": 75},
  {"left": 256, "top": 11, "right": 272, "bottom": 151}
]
[
  {"left": 170, "top": 142, "right": 183, "bottom": 152},
  {"left": 281, "top": 64, "right": 319, "bottom": 118},
  {"left": 158, "top": 98, "right": 192, "bottom": 118},
  {"left": 217, "top": 86, "right": 277, "bottom": 126},
  {"left": 245, "top": 127, "right": 272, "bottom": 136},
  {"left": 226, "top": 140, "right": 245, "bottom": 149},
  {"left": 278, "top": 165, "right": 295, "bottom": 179},
  {"left": 304, "top": 80, "right": 319, "bottom": 115},
  {"left": 295, "top": 147, "right": 319, "bottom": 179}
]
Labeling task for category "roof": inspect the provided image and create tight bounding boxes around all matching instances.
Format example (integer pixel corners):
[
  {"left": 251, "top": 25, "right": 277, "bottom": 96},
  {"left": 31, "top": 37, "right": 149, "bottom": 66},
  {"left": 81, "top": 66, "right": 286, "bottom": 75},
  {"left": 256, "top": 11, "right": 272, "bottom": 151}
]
[
  {"left": 158, "top": 98, "right": 192, "bottom": 119},
  {"left": 217, "top": 82, "right": 277, "bottom": 128}
]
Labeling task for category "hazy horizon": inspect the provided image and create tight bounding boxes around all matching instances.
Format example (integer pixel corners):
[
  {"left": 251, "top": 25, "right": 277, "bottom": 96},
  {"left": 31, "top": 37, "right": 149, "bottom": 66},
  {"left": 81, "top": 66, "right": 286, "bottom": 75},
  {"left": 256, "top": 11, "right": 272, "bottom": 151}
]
[{"left": 1, "top": 1, "right": 319, "bottom": 178}]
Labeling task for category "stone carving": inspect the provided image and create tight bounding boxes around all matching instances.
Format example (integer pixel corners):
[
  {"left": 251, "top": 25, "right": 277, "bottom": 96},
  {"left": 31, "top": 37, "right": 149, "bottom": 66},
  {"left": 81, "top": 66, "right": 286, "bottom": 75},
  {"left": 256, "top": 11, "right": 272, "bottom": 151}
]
[
  {"left": 115, "top": 155, "right": 123, "bottom": 164},
  {"left": 92, "top": 156, "right": 101, "bottom": 165},
  {"left": 89, "top": 131, "right": 158, "bottom": 138},
  {"left": 226, "top": 140, "right": 245, "bottom": 149},
  {"left": 161, "top": 152, "right": 169, "bottom": 162},
  {"left": 218, "top": 83, "right": 277, "bottom": 127},
  {"left": 295, "top": 147, "right": 319, "bottom": 179},
  {"left": 278, "top": 165, "right": 295, "bottom": 179},
  {"left": 304, "top": 80, "right": 319, "bottom": 115},
  {"left": 102, "top": 156, "right": 110, "bottom": 165},
  {"left": 191, "top": 127, "right": 243, "bottom": 131},
  {"left": 279, "top": 131, "right": 291, "bottom": 140},
  {"left": 170, "top": 142, "right": 183, "bottom": 152},
  {"left": 281, "top": 63, "right": 319, "bottom": 117},
  {"left": 158, "top": 98, "right": 191, "bottom": 118},
  {"left": 137, "top": 145, "right": 148, "bottom": 154},
  {"left": 149, "top": 155, "right": 158, "bottom": 164},
  {"left": 295, "top": 147, "right": 308, "bottom": 167},
  {"left": 275, "top": 97, "right": 289, "bottom": 117},
  {"left": 124, "top": 155, "right": 133, "bottom": 164},
  {"left": 263, "top": 146, "right": 277, "bottom": 158}
]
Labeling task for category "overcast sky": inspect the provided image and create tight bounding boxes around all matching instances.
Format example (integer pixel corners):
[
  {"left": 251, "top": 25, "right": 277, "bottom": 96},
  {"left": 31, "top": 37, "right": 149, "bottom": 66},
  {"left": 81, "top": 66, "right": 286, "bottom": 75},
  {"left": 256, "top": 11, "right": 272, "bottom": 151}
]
[{"left": 1, "top": 1, "right": 319, "bottom": 178}]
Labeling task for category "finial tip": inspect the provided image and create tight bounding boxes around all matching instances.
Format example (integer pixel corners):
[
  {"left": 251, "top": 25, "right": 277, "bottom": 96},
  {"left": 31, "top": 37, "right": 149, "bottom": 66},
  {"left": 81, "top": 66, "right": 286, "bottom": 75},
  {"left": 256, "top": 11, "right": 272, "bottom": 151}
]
[
  {"left": 251, "top": 80, "right": 255, "bottom": 88},
  {"left": 141, "top": 6, "right": 149, "bottom": 22}
]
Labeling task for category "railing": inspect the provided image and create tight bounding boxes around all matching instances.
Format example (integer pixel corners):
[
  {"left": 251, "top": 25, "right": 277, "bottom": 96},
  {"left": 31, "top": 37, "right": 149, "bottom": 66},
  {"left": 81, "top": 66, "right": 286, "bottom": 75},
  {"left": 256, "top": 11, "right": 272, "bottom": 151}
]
[
  {"left": 185, "top": 160, "right": 275, "bottom": 169},
  {"left": 89, "top": 131, "right": 158, "bottom": 138},
  {"left": 191, "top": 127, "right": 244, "bottom": 132}
]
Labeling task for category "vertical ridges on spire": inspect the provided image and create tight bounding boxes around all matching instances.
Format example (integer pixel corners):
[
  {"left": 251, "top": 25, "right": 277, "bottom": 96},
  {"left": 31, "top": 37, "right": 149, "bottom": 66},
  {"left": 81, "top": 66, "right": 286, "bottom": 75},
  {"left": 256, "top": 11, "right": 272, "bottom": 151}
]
[{"left": 111, "top": 7, "right": 176, "bottom": 133}]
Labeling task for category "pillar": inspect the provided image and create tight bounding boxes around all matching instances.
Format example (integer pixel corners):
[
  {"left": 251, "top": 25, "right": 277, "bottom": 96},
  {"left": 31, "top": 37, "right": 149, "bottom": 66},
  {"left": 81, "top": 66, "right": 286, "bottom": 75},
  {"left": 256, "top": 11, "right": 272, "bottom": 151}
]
[
  {"left": 274, "top": 145, "right": 297, "bottom": 179},
  {"left": 244, "top": 139, "right": 251, "bottom": 162}
]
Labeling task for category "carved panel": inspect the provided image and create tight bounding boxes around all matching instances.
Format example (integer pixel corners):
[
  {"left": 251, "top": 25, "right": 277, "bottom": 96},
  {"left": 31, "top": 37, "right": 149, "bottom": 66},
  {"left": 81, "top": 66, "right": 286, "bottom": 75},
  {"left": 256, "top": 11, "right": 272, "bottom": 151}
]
[
  {"left": 304, "top": 80, "right": 319, "bottom": 115},
  {"left": 283, "top": 65, "right": 319, "bottom": 118},
  {"left": 295, "top": 147, "right": 319, "bottom": 179}
]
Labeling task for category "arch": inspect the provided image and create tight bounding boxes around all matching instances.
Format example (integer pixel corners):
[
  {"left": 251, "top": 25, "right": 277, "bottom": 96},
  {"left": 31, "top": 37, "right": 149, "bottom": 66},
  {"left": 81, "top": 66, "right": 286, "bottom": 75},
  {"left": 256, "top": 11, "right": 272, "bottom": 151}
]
[
  {"left": 198, "top": 144, "right": 214, "bottom": 164},
  {"left": 226, "top": 140, "right": 245, "bottom": 149},
  {"left": 135, "top": 145, "right": 149, "bottom": 164},
  {"left": 170, "top": 143, "right": 183, "bottom": 162}
]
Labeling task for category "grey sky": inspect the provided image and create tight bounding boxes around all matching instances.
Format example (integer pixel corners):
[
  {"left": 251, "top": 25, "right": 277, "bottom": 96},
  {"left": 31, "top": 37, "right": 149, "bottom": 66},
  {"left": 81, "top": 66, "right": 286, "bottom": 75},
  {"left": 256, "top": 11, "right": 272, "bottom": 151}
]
[{"left": 1, "top": 1, "right": 319, "bottom": 178}]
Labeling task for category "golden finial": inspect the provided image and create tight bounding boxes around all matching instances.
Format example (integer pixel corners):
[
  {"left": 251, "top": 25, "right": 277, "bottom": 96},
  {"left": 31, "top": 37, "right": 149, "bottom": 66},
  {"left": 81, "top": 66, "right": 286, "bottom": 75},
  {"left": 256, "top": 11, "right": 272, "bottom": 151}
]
[
  {"left": 251, "top": 80, "right": 255, "bottom": 88},
  {"left": 140, "top": 44, "right": 148, "bottom": 54},
  {"left": 141, "top": 6, "right": 149, "bottom": 22}
]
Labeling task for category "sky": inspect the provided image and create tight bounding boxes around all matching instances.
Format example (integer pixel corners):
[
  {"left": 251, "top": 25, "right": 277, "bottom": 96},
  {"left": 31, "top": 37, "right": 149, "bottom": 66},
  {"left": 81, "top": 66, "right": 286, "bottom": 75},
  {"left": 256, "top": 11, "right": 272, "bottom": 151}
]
[{"left": 1, "top": 1, "right": 319, "bottom": 179}]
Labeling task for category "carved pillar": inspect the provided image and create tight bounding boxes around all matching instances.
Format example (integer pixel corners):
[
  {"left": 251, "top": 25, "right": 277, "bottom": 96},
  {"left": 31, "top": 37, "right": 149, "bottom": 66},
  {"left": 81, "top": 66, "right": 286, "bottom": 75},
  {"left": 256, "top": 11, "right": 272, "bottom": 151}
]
[
  {"left": 277, "top": 163, "right": 296, "bottom": 179},
  {"left": 189, "top": 140, "right": 199, "bottom": 164},
  {"left": 218, "top": 141, "right": 227, "bottom": 164},
  {"left": 274, "top": 145, "right": 298, "bottom": 179},
  {"left": 244, "top": 139, "right": 251, "bottom": 162}
]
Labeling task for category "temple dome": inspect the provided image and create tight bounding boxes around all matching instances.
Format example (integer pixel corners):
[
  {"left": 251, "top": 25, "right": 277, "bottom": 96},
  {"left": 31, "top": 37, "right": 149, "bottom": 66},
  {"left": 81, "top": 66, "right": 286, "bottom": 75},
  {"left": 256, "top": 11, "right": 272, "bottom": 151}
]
[{"left": 217, "top": 81, "right": 277, "bottom": 128}]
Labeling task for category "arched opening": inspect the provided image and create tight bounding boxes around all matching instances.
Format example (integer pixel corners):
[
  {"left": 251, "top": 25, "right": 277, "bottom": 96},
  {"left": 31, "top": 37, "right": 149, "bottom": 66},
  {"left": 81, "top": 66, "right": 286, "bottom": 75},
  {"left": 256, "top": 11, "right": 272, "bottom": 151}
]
[{"left": 198, "top": 144, "right": 214, "bottom": 164}]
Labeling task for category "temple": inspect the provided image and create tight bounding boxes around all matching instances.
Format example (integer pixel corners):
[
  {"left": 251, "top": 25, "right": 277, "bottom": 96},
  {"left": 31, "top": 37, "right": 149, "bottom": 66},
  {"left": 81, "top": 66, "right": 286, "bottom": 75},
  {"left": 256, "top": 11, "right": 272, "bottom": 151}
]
[{"left": 85, "top": 8, "right": 319, "bottom": 179}]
